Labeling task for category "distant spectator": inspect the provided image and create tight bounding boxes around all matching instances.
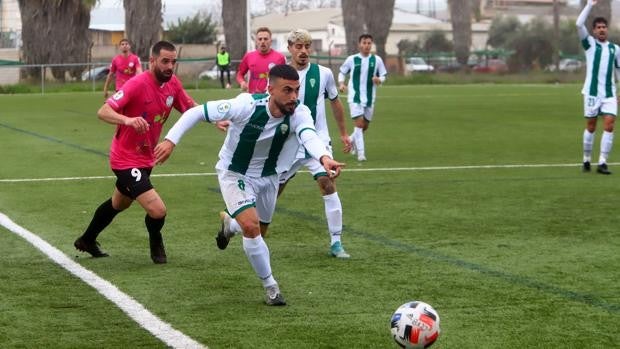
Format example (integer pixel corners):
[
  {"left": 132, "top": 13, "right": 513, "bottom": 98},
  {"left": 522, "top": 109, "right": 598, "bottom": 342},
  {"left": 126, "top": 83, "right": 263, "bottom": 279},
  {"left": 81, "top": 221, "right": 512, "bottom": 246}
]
[
  {"left": 236, "top": 27, "right": 286, "bottom": 93},
  {"left": 216, "top": 45, "right": 232, "bottom": 89},
  {"left": 103, "top": 38, "right": 142, "bottom": 99}
]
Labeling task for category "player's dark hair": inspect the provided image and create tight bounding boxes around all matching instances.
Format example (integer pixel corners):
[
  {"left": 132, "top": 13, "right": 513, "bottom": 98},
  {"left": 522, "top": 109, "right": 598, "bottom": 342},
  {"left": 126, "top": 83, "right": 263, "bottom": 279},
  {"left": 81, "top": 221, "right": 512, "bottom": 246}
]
[
  {"left": 119, "top": 38, "right": 130, "bottom": 45},
  {"left": 593, "top": 17, "right": 608, "bottom": 28},
  {"left": 256, "top": 27, "right": 272, "bottom": 36},
  {"left": 151, "top": 41, "right": 176, "bottom": 56},
  {"left": 359, "top": 33, "right": 373, "bottom": 42},
  {"left": 269, "top": 64, "right": 299, "bottom": 84}
]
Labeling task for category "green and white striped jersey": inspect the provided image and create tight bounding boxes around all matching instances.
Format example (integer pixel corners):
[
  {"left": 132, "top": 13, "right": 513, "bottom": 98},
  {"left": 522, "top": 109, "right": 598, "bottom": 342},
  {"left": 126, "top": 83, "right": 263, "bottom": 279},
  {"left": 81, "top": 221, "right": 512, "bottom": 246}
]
[
  {"left": 297, "top": 63, "right": 339, "bottom": 144},
  {"left": 338, "top": 53, "right": 387, "bottom": 106},
  {"left": 204, "top": 93, "right": 319, "bottom": 177},
  {"left": 580, "top": 36, "right": 620, "bottom": 98},
  {"left": 577, "top": 2, "right": 620, "bottom": 98}
]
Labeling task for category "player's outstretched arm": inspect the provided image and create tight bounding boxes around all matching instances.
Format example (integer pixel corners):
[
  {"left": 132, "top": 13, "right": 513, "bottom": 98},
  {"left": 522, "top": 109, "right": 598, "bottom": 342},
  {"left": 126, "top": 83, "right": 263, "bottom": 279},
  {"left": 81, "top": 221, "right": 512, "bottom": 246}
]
[
  {"left": 320, "top": 156, "right": 346, "bottom": 179},
  {"left": 329, "top": 98, "right": 352, "bottom": 152},
  {"left": 577, "top": 0, "right": 595, "bottom": 40}
]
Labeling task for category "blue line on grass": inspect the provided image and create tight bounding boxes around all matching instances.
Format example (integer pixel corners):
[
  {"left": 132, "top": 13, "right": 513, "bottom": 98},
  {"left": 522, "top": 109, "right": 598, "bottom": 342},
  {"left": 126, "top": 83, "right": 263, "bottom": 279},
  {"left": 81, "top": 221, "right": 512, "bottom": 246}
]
[
  {"left": 0, "top": 122, "right": 108, "bottom": 158},
  {"left": 276, "top": 206, "right": 620, "bottom": 314}
]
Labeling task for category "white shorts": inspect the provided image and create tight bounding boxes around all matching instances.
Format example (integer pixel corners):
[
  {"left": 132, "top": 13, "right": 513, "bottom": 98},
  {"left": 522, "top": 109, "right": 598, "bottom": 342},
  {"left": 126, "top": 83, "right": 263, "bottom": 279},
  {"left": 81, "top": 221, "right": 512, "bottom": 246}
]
[
  {"left": 217, "top": 169, "right": 278, "bottom": 224},
  {"left": 584, "top": 95, "right": 618, "bottom": 118},
  {"left": 349, "top": 103, "right": 374, "bottom": 122},
  {"left": 279, "top": 144, "right": 333, "bottom": 184}
]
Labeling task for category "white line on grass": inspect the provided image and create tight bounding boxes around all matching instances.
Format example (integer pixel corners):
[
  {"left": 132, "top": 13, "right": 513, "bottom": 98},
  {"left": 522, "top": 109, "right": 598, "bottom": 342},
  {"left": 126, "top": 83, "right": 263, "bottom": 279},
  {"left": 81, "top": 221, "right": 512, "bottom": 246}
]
[
  {"left": 0, "top": 162, "right": 612, "bottom": 183},
  {"left": 0, "top": 213, "right": 207, "bottom": 349}
]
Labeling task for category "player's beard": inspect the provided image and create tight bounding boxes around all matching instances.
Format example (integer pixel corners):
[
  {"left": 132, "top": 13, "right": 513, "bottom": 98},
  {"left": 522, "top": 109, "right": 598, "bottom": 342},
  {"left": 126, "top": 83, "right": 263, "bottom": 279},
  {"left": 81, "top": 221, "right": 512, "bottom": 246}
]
[
  {"left": 154, "top": 67, "right": 173, "bottom": 83},
  {"left": 274, "top": 98, "right": 296, "bottom": 116},
  {"left": 297, "top": 55, "right": 308, "bottom": 66}
]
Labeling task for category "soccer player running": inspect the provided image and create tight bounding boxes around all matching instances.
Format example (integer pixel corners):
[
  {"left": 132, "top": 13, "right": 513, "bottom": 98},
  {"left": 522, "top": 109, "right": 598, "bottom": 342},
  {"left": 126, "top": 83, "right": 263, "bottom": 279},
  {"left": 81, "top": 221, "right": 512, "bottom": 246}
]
[
  {"left": 236, "top": 27, "right": 286, "bottom": 93},
  {"left": 577, "top": 0, "right": 620, "bottom": 174},
  {"left": 74, "top": 41, "right": 197, "bottom": 264},
  {"left": 103, "top": 38, "right": 142, "bottom": 99},
  {"left": 338, "top": 34, "right": 387, "bottom": 162},
  {"left": 279, "top": 29, "right": 352, "bottom": 258},
  {"left": 154, "top": 64, "right": 346, "bottom": 305}
]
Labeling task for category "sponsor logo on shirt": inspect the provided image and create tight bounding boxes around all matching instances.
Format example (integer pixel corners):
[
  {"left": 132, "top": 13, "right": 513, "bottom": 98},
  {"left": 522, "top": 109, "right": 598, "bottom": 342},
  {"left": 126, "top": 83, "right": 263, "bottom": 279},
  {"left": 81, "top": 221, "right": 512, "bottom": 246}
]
[{"left": 246, "top": 123, "right": 264, "bottom": 131}]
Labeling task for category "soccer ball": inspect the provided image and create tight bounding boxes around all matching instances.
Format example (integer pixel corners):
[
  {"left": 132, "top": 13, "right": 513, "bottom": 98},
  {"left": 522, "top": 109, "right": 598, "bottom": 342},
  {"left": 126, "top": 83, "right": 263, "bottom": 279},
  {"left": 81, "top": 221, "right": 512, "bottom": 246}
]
[{"left": 390, "top": 301, "right": 440, "bottom": 348}]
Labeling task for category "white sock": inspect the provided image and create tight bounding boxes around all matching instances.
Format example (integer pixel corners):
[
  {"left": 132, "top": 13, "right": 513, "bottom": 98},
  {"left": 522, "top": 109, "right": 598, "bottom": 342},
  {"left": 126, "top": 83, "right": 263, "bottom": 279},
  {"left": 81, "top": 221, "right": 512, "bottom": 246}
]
[
  {"left": 242, "top": 235, "right": 276, "bottom": 287},
  {"left": 599, "top": 131, "right": 614, "bottom": 164},
  {"left": 583, "top": 129, "right": 594, "bottom": 162},
  {"left": 230, "top": 218, "right": 242, "bottom": 235},
  {"left": 323, "top": 192, "right": 342, "bottom": 245},
  {"left": 354, "top": 127, "right": 365, "bottom": 156}
]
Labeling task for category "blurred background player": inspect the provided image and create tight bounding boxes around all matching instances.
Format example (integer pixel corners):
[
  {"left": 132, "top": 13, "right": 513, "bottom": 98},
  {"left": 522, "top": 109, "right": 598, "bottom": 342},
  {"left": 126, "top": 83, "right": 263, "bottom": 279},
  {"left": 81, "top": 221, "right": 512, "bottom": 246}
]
[
  {"left": 74, "top": 41, "right": 196, "bottom": 264},
  {"left": 216, "top": 44, "right": 231, "bottom": 89},
  {"left": 236, "top": 27, "right": 286, "bottom": 93},
  {"left": 278, "top": 29, "right": 352, "bottom": 258},
  {"left": 154, "top": 64, "right": 346, "bottom": 305},
  {"left": 338, "top": 34, "right": 387, "bottom": 162},
  {"left": 577, "top": 0, "right": 620, "bottom": 174},
  {"left": 103, "top": 38, "right": 142, "bottom": 99}
]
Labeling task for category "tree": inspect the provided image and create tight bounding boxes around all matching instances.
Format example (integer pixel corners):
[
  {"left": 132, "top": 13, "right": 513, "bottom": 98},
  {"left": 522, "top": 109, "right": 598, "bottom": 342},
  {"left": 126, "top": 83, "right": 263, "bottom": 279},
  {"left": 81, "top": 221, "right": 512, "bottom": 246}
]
[
  {"left": 166, "top": 12, "right": 217, "bottom": 44},
  {"left": 487, "top": 15, "right": 521, "bottom": 49},
  {"left": 509, "top": 17, "right": 554, "bottom": 71},
  {"left": 423, "top": 30, "right": 453, "bottom": 53},
  {"left": 222, "top": 0, "right": 247, "bottom": 67},
  {"left": 124, "top": 0, "right": 162, "bottom": 61},
  {"left": 580, "top": 0, "right": 611, "bottom": 31},
  {"left": 558, "top": 19, "right": 581, "bottom": 58},
  {"left": 341, "top": 0, "right": 366, "bottom": 55},
  {"left": 18, "top": 0, "right": 94, "bottom": 81},
  {"left": 341, "top": 0, "right": 395, "bottom": 58},
  {"left": 448, "top": 0, "right": 472, "bottom": 66},
  {"left": 365, "top": 0, "right": 395, "bottom": 59}
]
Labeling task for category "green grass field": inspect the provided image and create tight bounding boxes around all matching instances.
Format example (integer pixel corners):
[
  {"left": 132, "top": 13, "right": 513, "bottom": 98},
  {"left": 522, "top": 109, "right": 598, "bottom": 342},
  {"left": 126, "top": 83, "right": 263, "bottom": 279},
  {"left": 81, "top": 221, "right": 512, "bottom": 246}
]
[{"left": 1, "top": 84, "right": 619, "bottom": 348}]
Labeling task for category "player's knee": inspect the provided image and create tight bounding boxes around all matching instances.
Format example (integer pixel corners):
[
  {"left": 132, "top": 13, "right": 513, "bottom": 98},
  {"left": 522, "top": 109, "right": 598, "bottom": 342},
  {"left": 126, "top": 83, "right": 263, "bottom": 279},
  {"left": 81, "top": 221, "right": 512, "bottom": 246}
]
[
  {"left": 317, "top": 176, "right": 335, "bottom": 195},
  {"left": 147, "top": 204, "right": 167, "bottom": 220},
  {"left": 237, "top": 218, "right": 260, "bottom": 237}
]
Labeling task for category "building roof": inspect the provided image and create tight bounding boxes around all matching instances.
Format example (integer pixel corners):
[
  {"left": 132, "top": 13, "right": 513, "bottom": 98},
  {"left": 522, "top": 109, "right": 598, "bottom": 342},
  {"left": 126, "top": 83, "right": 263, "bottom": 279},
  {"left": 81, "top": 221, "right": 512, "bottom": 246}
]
[
  {"left": 252, "top": 8, "right": 342, "bottom": 32},
  {"left": 251, "top": 7, "right": 444, "bottom": 33}
]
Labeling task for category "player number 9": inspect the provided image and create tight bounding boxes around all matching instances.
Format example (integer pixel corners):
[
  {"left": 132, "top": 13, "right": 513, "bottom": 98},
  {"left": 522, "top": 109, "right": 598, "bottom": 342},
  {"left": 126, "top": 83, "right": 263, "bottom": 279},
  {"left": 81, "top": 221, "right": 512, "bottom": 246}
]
[{"left": 131, "top": 168, "right": 142, "bottom": 182}]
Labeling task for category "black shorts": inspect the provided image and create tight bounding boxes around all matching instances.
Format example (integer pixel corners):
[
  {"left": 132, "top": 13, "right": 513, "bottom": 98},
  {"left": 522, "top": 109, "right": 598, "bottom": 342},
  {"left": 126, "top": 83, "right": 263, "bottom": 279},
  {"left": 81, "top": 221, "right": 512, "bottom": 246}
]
[{"left": 113, "top": 168, "right": 154, "bottom": 199}]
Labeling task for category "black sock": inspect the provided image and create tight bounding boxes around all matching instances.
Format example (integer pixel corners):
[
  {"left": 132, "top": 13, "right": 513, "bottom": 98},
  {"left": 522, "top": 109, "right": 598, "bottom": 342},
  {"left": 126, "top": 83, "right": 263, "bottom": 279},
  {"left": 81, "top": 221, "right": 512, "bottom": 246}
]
[
  {"left": 82, "top": 198, "right": 121, "bottom": 241},
  {"left": 145, "top": 215, "right": 166, "bottom": 240}
]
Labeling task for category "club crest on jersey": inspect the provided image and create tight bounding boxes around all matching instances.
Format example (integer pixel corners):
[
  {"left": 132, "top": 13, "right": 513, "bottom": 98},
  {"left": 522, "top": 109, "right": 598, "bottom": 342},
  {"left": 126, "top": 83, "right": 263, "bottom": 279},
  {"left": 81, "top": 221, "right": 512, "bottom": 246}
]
[
  {"left": 112, "top": 90, "right": 124, "bottom": 100},
  {"left": 279, "top": 124, "right": 289, "bottom": 134},
  {"left": 309, "top": 78, "right": 316, "bottom": 88},
  {"left": 129, "top": 62, "right": 134, "bottom": 67},
  {"left": 166, "top": 96, "right": 174, "bottom": 107},
  {"left": 217, "top": 102, "right": 231, "bottom": 114},
  {"left": 268, "top": 62, "right": 276, "bottom": 70}
]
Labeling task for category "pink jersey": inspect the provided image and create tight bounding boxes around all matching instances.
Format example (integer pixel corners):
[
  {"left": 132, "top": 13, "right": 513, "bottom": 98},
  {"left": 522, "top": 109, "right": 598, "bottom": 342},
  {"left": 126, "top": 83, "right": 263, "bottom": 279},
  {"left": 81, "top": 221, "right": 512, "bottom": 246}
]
[
  {"left": 236, "top": 50, "right": 286, "bottom": 93},
  {"left": 106, "top": 72, "right": 194, "bottom": 170},
  {"left": 109, "top": 53, "right": 141, "bottom": 90}
]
